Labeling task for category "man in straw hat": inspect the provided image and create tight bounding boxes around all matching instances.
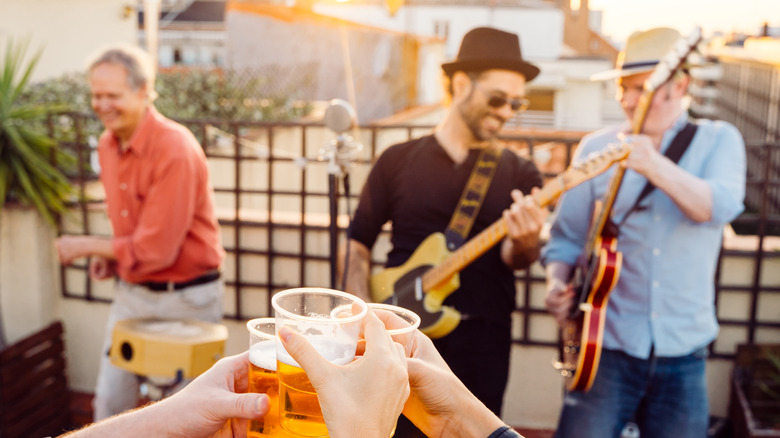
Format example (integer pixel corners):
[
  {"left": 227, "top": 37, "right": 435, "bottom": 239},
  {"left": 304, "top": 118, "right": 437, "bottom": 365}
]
[
  {"left": 343, "top": 27, "right": 547, "bottom": 436},
  {"left": 542, "top": 27, "right": 746, "bottom": 437}
]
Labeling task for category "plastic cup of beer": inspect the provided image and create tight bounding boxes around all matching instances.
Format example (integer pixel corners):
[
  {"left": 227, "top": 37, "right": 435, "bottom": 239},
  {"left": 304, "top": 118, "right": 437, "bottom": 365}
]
[
  {"left": 246, "top": 318, "right": 294, "bottom": 438},
  {"left": 367, "top": 303, "right": 420, "bottom": 356},
  {"left": 272, "top": 287, "right": 368, "bottom": 438},
  {"left": 366, "top": 303, "right": 420, "bottom": 438}
]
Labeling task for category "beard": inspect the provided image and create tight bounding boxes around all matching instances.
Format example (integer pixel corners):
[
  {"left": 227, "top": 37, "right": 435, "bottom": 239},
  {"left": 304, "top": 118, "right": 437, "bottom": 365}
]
[{"left": 457, "top": 96, "right": 505, "bottom": 142}]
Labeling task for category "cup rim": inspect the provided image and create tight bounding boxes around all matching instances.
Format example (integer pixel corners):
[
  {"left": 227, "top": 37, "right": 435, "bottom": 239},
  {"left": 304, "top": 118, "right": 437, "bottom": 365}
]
[
  {"left": 246, "top": 317, "right": 276, "bottom": 340},
  {"left": 271, "top": 287, "right": 368, "bottom": 324},
  {"left": 368, "top": 303, "right": 421, "bottom": 334}
]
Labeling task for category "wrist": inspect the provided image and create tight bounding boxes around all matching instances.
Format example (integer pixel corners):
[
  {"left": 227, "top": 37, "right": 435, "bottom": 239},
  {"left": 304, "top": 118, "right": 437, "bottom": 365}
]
[
  {"left": 327, "top": 400, "right": 396, "bottom": 438},
  {"left": 329, "top": 422, "right": 388, "bottom": 438},
  {"left": 510, "top": 240, "right": 540, "bottom": 268},
  {"left": 510, "top": 233, "right": 539, "bottom": 252},
  {"left": 647, "top": 152, "right": 672, "bottom": 187},
  {"left": 487, "top": 425, "right": 523, "bottom": 438},
  {"left": 439, "top": 391, "right": 505, "bottom": 438}
]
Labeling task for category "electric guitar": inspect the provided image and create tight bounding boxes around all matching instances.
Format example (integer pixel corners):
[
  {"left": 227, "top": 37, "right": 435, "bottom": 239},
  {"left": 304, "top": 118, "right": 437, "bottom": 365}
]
[
  {"left": 370, "top": 143, "right": 631, "bottom": 338},
  {"left": 553, "top": 26, "right": 703, "bottom": 392}
]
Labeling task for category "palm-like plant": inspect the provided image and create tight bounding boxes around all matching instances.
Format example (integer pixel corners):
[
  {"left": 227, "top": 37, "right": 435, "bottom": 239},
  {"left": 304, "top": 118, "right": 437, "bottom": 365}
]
[{"left": 0, "top": 38, "right": 74, "bottom": 226}]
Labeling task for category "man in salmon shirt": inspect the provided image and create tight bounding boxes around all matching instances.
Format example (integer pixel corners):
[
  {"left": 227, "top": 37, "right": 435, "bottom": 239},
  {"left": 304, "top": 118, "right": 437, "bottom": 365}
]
[{"left": 56, "top": 43, "right": 225, "bottom": 421}]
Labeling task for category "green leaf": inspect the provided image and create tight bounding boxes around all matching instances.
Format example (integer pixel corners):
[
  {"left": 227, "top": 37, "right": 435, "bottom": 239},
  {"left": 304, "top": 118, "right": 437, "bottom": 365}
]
[
  {"left": 0, "top": 37, "right": 74, "bottom": 227},
  {"left": 0, "top": 162, "right": 10, "bottom": 204},
  {"left": 9, "top": 154, "right": 55, "bottom": 225}
]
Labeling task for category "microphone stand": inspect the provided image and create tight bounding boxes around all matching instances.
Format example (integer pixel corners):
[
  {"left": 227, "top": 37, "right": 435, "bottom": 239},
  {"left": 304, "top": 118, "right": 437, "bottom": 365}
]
[
  {"left": 326, "top": 141, "right": 341, "bottom": 290},
  {"left": 321, "top": 132, "right": 360, "bottom": 290},
  {"left": 320, "top": 99, "right": 361, "bottom": 290}
]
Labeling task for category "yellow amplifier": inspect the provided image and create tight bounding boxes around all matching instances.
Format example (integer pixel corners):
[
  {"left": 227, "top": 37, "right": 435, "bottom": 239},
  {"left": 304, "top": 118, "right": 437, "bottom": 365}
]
[{"left": 110, "top": 318, "right": 228, "bottom": 379}]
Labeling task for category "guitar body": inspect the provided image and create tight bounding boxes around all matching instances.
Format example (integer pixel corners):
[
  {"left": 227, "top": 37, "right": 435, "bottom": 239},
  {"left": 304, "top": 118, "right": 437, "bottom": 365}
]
[
  {"left": 561, "top": 235, "right": 622, "bottom": 392},
  {"left": 370, "top": 233, "right": 462, "bottom": 338}
]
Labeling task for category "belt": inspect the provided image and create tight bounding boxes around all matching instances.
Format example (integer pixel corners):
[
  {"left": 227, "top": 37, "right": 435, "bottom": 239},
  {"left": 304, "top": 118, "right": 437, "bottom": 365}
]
[{"left": 138, "top": 270, "right": 221, "bottom": 292}]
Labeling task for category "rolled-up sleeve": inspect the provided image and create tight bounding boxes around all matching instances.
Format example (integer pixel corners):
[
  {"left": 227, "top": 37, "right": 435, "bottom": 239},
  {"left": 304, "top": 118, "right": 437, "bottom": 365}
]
[{"left": 701, "top": 121, "right": 746, "bottom": 226}]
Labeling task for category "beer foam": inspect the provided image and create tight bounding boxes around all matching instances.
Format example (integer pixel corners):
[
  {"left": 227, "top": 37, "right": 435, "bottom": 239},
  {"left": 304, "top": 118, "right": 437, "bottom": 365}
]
[
  {"left": 249, "top": 342, "right": 277, "bottom": 371},
  {"left": 277, "top": 335, "right": 355, "bottom": 368}
]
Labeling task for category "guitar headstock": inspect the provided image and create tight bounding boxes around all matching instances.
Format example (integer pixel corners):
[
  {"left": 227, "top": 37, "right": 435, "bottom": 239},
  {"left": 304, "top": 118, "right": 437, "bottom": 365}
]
[
  {"left": 633, "top": 26, "right": 702, "bottom": 133},
  {"left": 564, "top": 142, "right": 632, "bottom": 189},
  {"left": 644, "top": 26, "right": 703, "bottom": 92}
]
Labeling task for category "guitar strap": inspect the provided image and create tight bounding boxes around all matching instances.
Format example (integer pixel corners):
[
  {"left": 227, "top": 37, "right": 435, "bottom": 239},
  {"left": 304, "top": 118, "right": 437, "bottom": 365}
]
[
  {"left": 615, "top": 121, "right": 698, "bottom": 228},
  {"left": 444, "top": 146, "right": 502, "bottom": 250}
]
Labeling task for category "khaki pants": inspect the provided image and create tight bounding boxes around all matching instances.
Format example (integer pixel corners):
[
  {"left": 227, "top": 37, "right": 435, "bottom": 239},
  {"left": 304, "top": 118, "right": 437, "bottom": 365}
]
[{"left": 92, "top": 279, "right": 224, "bottom": 421}]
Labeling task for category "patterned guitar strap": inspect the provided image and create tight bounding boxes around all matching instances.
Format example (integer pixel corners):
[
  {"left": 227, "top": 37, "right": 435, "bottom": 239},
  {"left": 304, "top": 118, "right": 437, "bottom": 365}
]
[{"left": 444, "top": 145, "right": 502, "bottom": 251}]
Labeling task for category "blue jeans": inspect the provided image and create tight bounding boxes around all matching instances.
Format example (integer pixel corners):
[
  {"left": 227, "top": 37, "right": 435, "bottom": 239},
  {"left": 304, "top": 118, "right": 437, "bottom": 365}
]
[{"left": 554, "top": 347, "right": 709, "bottom": 438}]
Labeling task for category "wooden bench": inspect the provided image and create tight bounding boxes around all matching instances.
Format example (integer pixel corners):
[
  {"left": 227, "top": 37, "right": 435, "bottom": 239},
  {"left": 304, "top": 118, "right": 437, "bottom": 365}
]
[{"left": 0, "top": 321, "right": 71, "bottom": 438}]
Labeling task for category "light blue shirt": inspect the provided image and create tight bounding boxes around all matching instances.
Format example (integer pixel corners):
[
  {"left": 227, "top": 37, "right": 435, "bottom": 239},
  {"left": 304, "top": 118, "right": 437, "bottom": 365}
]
[{"left": 541, "top": 113, "right": 746, "bottom": 359}]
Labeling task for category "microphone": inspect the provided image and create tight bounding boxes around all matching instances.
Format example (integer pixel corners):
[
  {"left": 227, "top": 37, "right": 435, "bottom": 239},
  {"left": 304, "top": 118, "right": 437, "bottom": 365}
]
[
  {"left": 323, "top": 99, "right": 356, "bottom": 135},
  {"left": 320, "top": 99, "right": 362, "bottom": 173}
]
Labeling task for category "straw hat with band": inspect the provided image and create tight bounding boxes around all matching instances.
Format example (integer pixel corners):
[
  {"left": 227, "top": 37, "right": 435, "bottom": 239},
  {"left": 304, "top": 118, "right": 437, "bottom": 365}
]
[
  {"left": 442, "top": 27, "right": 540, "bottom": 82},
  {"left": 590, "top": 27, "right": 682, "bottom": 81}
]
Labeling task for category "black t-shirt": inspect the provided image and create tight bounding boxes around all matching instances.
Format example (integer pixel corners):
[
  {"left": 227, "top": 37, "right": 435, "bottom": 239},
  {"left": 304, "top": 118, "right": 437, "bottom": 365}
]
[{"left": 350, "top": 134, "right": 543, "bottom": 327}]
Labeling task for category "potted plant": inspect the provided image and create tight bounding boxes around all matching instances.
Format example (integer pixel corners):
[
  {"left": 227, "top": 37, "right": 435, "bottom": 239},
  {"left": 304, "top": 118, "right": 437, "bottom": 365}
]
[
  {"left": 0, "top": 38, "right": 75, "bottom": 348},
  {"left": 0, "top": 38, "right": 74, "bottom": 226},
  {"left": 730, "top": 344, "right": 780, "bottom": 437}
]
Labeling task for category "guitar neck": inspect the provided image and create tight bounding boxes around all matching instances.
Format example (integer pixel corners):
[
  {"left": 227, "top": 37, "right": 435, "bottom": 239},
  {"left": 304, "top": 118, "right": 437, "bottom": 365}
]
[
  {"left": 421, "top": 178, "right": 564, "bottom": 291},
  {"left": 582, "top": 88, "right": 657, "bottom": 257},
  {"left": 583, "top": 166, "right": 625, "bottom": 256},
  {"left": 421, "top": 218, "right": 507, "bottom": 291}
]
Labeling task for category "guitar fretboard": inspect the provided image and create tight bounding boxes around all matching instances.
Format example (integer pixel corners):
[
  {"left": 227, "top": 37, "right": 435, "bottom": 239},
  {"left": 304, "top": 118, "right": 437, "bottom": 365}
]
[{"left": 420, "top": 173, "right": 569, "bottom": 291}]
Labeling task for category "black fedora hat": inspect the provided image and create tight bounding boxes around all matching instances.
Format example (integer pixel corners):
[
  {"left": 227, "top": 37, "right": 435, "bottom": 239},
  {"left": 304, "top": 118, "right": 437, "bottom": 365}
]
[{"left": 441, "top": 27, "right": 540, "bottom": 82}]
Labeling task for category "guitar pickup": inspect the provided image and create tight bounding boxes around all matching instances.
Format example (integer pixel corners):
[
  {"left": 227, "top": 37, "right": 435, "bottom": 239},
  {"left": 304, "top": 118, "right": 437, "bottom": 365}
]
[
  {"left": 579, "top": 303, "right": 594, "bottom": 312},
  {"left": 415, "top": 277, "right": 423, "bottom": 301}
]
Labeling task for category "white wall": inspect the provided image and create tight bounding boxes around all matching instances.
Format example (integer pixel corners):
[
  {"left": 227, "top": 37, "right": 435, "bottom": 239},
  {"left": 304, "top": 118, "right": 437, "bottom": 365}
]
[
  {"left": 0, "top": 0, "right": 137, "bottom": 81},
  {"left": 310, "top": 4, "right": 631, "bottom": 131},
  {"left": 312, "top": 4, "right": 564, "bottom": 61},
  {"left": 534, "top": 57, "right": 618, "bottom": 130},
  {"left": 0, "top": 208, "right": 59, "bottom": 344},
  {"left": 225, "top": 9, "right": 445, "bottom": 122}
]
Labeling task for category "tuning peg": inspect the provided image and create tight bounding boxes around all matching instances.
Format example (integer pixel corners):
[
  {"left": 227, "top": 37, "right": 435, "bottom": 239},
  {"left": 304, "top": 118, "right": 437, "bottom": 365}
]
[
  {"left": 552, "top": 360, "right": 576, "bottom": 377},
  {"left": 579, "top": 302, "right": 594, "bottom": 312},
  {"left": 563, "top": 345, "right": 581, "bottom": 354},
  {"left": 688, "top": 25, "right": 703, "bottom": 44}
]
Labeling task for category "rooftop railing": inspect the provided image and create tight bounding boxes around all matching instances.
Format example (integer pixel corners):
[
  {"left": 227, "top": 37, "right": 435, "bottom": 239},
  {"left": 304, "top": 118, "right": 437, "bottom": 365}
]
[{"left": 53, "top": 112, "right": 780, "bottom": 360}]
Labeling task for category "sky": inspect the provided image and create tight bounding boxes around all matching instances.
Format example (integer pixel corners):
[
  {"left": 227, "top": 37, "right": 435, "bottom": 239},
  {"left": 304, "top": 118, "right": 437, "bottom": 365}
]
[{"left": 588, "top": 0, "right": 780, "bottom": 44}]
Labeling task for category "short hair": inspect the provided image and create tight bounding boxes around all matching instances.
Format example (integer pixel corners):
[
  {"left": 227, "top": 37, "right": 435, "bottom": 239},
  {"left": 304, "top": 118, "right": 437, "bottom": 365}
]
[{"left": 87, "top": 43, "right": 157, "bottom": 100}]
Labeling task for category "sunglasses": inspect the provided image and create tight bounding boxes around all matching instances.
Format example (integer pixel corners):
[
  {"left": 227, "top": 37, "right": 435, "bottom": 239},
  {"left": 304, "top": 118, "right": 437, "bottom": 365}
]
[{"left": 472, "top": 81, "right": 530, "bottom": 112}]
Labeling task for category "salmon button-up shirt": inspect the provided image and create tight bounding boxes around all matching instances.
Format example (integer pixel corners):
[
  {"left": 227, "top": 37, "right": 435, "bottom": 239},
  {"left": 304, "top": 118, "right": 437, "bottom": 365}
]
[{"left": 98, "top": 106, "right": 224, "bottom": 284}]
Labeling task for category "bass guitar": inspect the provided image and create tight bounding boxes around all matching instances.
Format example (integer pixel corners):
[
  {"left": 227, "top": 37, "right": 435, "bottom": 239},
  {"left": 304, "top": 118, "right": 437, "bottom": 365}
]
[
  {"left": 553, "top": 26, "right": 703, "bottom": 392},
  {"left": 370, "top": 143, "right": 631, "bottom": 338}
]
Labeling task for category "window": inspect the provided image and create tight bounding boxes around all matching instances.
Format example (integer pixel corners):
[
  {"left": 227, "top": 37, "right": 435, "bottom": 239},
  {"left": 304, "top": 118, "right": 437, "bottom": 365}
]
[{"left": 433, "top": 20, "right": 449, "bottom": 41}]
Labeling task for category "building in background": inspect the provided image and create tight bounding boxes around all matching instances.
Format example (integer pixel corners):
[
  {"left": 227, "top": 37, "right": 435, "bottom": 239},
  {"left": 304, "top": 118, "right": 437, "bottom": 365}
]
[
  {"left": 707, "top": 35, "right": 780, "bottom": 144},
  {"left": 700, "top": 34, "right": 780, "bottom": 220},
  {"left": 147, "top": 0, "right": 623, "bottom": 129},
  {"left": 0, "top": 0, "right": 136, "bottom": 81},
  {"left": 224, "top": 2, "right": 444, "bottom": 123},
  {"left": 309, "top": 0, "right": 621, "bottom": 129},
  {"left": 140, "top": 0, "right": 228, "bottom": 68}
]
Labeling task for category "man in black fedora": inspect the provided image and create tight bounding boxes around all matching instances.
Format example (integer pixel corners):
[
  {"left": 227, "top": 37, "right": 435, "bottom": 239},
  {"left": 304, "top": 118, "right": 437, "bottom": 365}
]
[{"left": 343, "top": 27, "right": 547, "bottom": 435}]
